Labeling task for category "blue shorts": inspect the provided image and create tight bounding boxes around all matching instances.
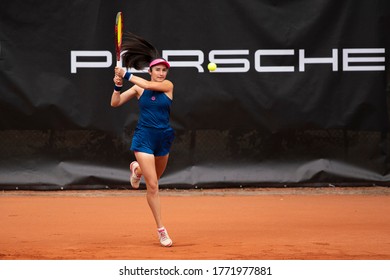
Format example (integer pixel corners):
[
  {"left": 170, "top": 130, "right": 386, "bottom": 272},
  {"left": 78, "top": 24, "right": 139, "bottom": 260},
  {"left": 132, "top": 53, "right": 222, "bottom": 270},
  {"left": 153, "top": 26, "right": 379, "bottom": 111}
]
[{"left": 131, "top": 126, "right": 175, "bottom": 156}]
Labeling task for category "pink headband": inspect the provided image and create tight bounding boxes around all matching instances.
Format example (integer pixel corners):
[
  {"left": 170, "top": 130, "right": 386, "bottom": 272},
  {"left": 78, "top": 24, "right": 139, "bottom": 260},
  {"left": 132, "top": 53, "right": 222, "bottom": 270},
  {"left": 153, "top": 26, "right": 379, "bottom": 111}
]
[{"left": 149, "top": 58, "right": 170, "bottom": 69}]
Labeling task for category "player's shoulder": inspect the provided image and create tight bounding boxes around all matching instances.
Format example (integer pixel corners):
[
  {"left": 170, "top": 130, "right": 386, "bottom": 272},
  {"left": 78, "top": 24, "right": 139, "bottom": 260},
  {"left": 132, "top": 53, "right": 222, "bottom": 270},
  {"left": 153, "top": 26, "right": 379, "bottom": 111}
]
[{"left": 163, "top": 79, "right": 174, "bottom": 88}]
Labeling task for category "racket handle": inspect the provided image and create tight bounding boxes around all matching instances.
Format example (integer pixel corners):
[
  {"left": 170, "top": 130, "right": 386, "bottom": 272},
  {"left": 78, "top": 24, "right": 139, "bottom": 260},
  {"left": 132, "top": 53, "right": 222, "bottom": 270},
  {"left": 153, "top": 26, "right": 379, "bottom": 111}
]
[{"left": 116, "top": 60, "right": 121, "bottom": 67}]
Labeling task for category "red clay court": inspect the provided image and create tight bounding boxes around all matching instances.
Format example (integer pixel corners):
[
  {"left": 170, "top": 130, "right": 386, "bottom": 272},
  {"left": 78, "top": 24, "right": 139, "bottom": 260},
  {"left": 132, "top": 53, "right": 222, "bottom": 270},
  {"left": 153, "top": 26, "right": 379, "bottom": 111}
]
[{"left": 1, "top": 187, "right": 389, "bottom": 260}]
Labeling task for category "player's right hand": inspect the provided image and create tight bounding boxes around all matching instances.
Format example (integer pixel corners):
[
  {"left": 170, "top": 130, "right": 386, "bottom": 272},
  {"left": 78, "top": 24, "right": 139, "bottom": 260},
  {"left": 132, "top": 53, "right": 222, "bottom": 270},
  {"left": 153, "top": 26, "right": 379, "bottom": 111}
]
[{"left": 113, "top": 75, "right": 123, "bottom": 86}]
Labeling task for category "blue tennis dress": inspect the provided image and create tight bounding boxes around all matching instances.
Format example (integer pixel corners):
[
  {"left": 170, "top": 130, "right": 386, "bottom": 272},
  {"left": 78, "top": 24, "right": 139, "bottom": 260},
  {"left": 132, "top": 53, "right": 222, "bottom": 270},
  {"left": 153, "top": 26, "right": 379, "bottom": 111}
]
[{"left": 131, "top": 89, "right": 175, "bottom": 156}]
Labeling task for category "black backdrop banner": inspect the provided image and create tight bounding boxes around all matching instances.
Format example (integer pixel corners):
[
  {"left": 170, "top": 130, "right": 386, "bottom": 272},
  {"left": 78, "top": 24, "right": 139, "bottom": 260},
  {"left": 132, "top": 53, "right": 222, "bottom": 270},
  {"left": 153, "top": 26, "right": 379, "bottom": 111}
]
[{"left": 0, "top": 0, "right": 389, "bottom": 189}]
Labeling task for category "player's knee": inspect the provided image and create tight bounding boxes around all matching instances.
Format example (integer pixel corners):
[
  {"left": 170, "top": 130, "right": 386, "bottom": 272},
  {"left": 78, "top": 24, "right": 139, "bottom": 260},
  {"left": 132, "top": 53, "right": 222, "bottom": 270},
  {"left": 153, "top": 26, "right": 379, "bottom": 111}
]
[{"left": 146, "top": 180, "right": 159, "bottom": 195}]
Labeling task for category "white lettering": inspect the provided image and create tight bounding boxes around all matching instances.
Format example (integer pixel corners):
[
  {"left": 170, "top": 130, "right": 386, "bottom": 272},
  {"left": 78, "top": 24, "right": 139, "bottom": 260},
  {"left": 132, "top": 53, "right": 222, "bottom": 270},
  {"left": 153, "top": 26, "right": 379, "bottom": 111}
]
[
  {"left": 209, "top": 50, "right": 250, "bottom": 73},
  {"left": 255, "top": 49, "right": 295, "bottom": 72},
  {"left": 163, "top": 50, "right": 204, "bottom": 72},
  {"left": 70, "top": 48, "right": 386, "bottom": 73},
  {"left": 299, "top": 49, "right": 338, "bottom": 72},
  {"left": 70, "top": 51, "right": 112, "bottom": 73},
  {"left": 343, "top": 48, "right": 385, "bottom": 71}
]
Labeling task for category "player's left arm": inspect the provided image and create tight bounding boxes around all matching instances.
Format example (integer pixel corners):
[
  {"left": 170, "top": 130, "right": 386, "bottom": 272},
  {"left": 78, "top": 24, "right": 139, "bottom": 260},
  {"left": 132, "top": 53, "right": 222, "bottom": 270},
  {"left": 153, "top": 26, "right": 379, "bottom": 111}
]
[
  {"left": 115, "top": 67, "right": 173, "bottom": 94},
  {"left": 130, "top": 75, "right": 173, "bottom": 94}
]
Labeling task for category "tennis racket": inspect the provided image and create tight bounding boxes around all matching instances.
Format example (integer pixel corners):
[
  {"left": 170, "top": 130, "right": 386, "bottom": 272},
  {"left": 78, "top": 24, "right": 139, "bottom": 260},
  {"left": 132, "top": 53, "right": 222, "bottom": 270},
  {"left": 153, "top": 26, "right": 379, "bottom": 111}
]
[{"left": 115, "top": 11, "right": 123, "bottom": 67}]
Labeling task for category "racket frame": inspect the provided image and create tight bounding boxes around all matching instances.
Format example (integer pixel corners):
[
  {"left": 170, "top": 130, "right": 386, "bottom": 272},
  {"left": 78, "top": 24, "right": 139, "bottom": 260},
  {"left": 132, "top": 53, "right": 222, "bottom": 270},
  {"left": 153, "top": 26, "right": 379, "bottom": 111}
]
[{"left": 115, "top": 12, "right": 123, "bottom": 67}]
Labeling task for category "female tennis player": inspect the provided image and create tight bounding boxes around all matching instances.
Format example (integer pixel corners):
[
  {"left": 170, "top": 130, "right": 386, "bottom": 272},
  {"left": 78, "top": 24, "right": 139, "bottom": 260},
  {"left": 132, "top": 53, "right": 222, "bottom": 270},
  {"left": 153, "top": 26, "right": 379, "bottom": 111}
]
[{"left": 110, "top": 32, "right": 174, "bottom": 247}]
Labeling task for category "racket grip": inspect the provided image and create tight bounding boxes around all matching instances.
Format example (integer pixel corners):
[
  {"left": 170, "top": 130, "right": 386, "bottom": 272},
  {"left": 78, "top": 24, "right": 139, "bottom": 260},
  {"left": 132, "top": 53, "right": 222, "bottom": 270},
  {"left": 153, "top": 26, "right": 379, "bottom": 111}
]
[{"left": 116, "top": 60, "right": 121, "bottom": 67}]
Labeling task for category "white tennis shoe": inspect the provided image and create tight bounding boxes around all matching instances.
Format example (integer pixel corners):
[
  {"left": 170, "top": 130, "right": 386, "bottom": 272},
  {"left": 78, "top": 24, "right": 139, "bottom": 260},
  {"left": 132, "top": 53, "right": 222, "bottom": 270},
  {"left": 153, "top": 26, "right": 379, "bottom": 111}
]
[
  {"left": 157, "top": 227, "right": 173, "bottom": 247},
  {"left": 129, "top": 161, "right": 141, "bottom": 189}
]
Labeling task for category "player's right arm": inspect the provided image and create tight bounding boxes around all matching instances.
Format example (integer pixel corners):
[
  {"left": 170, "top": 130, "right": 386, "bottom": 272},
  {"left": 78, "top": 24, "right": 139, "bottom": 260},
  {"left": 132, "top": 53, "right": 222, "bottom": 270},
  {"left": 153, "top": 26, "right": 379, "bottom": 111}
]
[{"left": 111, "top": 75, "right": 140, "bottom": 107}]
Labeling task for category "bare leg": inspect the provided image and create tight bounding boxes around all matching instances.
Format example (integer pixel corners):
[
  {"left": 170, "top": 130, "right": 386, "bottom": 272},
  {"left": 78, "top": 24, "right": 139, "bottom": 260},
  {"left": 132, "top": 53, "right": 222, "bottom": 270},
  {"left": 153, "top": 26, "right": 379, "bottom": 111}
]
[
  {"left": 155, "top": 154, "right": 169, "bottom": 180},
  {"left": 134, "top": 152, "right": 169, "bottom": 228},
  {"left": 133, "top": 154, "right": 169, "bottom": 179}
]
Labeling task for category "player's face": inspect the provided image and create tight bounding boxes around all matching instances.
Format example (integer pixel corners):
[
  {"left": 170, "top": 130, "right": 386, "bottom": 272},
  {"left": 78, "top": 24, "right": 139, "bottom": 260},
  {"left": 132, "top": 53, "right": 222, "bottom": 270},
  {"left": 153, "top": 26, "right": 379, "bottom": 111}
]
[{"left": 149, "top": 64, "right": 168, "bottom": 82}]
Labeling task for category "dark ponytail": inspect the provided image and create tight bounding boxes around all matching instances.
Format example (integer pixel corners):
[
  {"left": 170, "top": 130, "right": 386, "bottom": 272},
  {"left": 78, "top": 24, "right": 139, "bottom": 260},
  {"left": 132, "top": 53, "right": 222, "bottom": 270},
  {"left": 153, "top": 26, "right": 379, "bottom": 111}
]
[{"left": 121, "top": 32, "right": 160, "bottom": 70}]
